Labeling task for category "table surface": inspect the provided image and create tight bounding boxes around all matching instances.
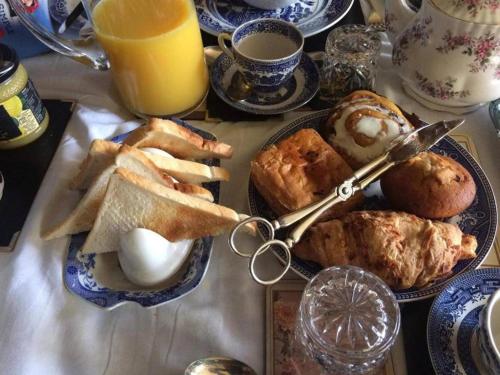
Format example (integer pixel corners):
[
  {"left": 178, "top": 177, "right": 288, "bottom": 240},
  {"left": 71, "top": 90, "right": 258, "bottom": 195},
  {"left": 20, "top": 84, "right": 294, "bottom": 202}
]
[{"left": 1, "top": 3, "right": 499, "bottom": 375}]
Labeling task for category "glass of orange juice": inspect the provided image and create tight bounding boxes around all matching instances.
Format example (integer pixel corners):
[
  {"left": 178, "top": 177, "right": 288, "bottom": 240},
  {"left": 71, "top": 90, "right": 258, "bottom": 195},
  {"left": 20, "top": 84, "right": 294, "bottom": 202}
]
[{"left": 90, "top": 0, "right": 208, "bottom": 117}]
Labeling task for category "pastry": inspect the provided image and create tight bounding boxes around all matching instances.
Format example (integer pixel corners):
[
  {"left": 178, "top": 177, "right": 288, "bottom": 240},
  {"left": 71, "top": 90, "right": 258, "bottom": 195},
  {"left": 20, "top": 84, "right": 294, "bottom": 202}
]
[
  {"left": 381, "top": 151, "right": 476, "bottom": 218},
  {"left": 250, "top": 128, "right": 363, "bottom": 221},
  {"left": 324, "top": 90, "right": 414, "bottom": 169},
  {"left": 293, "top": 211, "right": 477, "bottom": 289}
]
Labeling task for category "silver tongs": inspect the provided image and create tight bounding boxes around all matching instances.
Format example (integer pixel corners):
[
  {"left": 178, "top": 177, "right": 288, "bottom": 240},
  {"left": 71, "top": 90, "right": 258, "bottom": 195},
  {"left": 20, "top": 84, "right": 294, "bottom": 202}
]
[{"left": 229, "top": 119, "right": 465, "bottom": 286}]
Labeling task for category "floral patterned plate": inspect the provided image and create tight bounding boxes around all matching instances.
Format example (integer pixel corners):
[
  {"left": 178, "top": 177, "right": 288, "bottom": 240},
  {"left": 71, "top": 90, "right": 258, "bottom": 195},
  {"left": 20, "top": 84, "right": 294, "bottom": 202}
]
[
  {"left": 248, "top": 110, "right": 498, "bottom": 303},
  {"left": 64, "top": 119, "right": 219, "bottom": 309},
  {"left": 195, "top": 0, "right": 355, "bottom": 38},
  {"left": 427, "top": 268, "right": 500, "bottom": 375}
]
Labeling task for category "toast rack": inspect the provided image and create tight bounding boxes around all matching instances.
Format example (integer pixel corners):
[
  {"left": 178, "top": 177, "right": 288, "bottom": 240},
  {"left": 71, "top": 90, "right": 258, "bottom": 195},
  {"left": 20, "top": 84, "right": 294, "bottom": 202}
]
[{"left": 229, "top": 119, "right": 464, "bottom": 285}]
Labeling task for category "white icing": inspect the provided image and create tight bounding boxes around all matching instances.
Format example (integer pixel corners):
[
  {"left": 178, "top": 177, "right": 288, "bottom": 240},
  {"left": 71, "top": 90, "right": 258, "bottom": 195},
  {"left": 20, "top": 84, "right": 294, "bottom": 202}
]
[
  {"left": 331, "top": 103, "right": 412, "bottom": 164},
  {"left": 355, "top": 117, "right": 382, "bottom": 138}
]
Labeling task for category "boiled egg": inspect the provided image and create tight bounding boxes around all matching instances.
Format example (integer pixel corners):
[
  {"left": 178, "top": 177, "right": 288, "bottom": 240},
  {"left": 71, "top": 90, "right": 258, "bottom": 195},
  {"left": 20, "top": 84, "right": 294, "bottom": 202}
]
[{"left": 118, "top": 228, "right": 193, "bottom": 287}]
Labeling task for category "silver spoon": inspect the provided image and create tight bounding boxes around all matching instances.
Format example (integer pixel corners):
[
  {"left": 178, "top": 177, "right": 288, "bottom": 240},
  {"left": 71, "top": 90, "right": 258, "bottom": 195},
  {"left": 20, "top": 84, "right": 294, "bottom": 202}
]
[
  {"left": 227, "top": 71, "right": 253, "bottom": 102},
  {"left": 185, "top": 357, "right": 256, "bottom": 375}
]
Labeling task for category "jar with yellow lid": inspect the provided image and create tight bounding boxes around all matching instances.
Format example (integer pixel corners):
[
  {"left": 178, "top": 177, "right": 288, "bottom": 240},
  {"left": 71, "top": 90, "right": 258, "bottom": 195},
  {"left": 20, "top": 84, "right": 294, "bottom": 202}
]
[{"left": 0, "top": 43, "right": 49, "bottom": 149}]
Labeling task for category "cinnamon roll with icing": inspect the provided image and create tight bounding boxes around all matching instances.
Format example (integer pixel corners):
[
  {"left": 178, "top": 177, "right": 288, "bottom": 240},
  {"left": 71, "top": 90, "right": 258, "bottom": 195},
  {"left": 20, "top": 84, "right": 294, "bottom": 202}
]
[{"left": 325, "top": 91, "right": 414, "bottom": 169}]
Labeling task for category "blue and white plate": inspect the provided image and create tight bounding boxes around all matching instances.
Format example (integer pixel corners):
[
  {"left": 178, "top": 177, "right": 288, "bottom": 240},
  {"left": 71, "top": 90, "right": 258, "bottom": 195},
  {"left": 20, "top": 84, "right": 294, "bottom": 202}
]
[
  {"left": 248, "top": 110, "right": 498, "bottom": 302},
  {"left": 210, "top": 53, "right": 319, "bottom": 115},
  {"left": 195, "top": 0, "right": 355, "bottom": 38},
  {"left": 428, "top": 268, "right": 500, "bottom": 375},
  {"left": 64, "top": 119, "right": 219, "bottom": 309}
]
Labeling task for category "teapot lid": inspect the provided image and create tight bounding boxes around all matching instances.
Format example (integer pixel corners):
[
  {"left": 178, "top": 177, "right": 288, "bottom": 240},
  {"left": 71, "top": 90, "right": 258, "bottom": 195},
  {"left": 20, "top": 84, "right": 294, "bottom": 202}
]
[{"left": 431, "top": 0, "right": 500, "bottom": 25}]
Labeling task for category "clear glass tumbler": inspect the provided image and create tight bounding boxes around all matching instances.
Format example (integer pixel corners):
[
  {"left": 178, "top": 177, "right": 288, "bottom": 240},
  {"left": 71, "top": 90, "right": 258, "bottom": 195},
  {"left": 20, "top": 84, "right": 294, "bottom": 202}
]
[
  {"left": 292, "top": 266, "right": 400, "bottom": 375},
  {"left": 320, "top": 25, "right": 381, "bottom": 103}
]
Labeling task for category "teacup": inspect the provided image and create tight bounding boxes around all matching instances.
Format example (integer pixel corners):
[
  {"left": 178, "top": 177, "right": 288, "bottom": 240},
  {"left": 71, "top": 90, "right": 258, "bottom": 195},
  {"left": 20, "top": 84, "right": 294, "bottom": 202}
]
[
  {"left": 243, "top": 0, "right": 296, "bottom": 10},
  {"left": 217, "top": 19, "right": 304, "bottom": 92},
  {"left": 479, "top": 289, "right": 500, "bottom": 374}
]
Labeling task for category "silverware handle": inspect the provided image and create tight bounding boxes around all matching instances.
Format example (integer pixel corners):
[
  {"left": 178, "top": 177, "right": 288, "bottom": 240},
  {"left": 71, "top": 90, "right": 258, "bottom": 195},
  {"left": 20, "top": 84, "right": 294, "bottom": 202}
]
[
  {"left": 228, "top": 216, "right": 278, "bottom": 258},
  {"left": 288, "top": 193, "right": 347, "bottom": 245},
  {"left": 249, "top": 239, "right": 292, "bottom": 285}
]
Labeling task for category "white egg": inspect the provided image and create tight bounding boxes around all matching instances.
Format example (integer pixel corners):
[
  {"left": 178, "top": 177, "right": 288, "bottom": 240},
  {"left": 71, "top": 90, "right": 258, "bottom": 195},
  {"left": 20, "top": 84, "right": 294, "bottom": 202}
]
[
  {"left": 140, "top": 147, "right": 174, "bottom": 159},
  {"left": 118, "top": 228, "right": 193, "bottom": 287}
]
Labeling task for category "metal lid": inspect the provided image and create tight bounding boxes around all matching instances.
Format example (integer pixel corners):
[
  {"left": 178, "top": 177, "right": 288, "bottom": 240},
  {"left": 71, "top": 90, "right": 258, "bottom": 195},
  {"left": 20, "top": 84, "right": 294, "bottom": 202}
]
[{"left": 0, "top": 44, "right": 20, "bottom": 84}]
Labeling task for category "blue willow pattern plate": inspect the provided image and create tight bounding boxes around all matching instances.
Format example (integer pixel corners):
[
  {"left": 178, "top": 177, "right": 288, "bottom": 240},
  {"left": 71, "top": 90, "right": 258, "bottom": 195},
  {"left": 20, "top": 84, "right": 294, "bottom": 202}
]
[
  {"left": 64, "top": 119, "right": 220, "bottom": 309},
  {"left": 248, "top": 110, "right": 498, "bottom": 302},
  {"left": 210, "top": 53, "right": 319, "bottom": 115},
  {"left": 427, "top": 268, "right": 500, "bottom": 375},
  {"left": 195, "top": 0, "right": 355, "bottom": 38}
]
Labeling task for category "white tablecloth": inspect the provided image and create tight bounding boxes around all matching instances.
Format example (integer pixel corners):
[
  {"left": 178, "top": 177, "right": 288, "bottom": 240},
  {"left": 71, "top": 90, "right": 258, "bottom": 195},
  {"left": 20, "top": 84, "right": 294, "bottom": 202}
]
[{"left": 0, "top": 46, "right": 498, "bottom": 375}]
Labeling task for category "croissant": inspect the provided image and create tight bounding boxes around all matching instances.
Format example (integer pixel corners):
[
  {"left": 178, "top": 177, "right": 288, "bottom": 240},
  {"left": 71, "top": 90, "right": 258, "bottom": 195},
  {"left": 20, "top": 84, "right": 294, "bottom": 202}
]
[{"left": 294, "top": 211, "right": 477, "bottom": 289}]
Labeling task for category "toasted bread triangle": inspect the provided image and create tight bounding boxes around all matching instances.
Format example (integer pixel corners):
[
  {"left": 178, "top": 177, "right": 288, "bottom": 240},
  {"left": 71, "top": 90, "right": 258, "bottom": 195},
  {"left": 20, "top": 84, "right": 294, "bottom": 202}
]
[
  {"left": 43, "top": 146, "right": 213, "bottom": 240},
  {"left": 123, "top": 118, "right": 233, "bottom": 159},
  {"left": 81, "top": 168, "right": 242, "bottom": 254},
  {"left": 71, "top": 139, "right": 230, "bottom": 190}
]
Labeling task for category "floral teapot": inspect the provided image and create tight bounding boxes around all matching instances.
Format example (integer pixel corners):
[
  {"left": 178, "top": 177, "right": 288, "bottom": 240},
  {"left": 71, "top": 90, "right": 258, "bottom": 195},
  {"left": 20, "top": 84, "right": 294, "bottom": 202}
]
[{"left": 385, "top": 0, "right": 500, "bottom": 113}]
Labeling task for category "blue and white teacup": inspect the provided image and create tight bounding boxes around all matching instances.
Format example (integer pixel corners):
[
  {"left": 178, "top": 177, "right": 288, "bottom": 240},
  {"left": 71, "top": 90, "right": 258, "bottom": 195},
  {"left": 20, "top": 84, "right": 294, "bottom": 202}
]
[
  {"left": 217, "top": 19, "right": 304, "bottom": 92},
  {"left": 479, "top": 289, "right": 500, "bottom": 374}
]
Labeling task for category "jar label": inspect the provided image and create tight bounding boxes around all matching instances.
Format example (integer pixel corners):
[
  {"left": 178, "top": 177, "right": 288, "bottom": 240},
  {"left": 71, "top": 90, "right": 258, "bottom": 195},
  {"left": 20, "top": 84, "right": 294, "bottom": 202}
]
[{"left": 0, "top": 78, "right": 47, "bottom": 142}]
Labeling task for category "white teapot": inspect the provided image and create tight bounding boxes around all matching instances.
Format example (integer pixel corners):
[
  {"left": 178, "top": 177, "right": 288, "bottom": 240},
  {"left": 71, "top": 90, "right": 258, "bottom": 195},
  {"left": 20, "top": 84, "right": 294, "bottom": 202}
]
[{"left": 385, "top": 0, "right": 500, "bottom": 113}]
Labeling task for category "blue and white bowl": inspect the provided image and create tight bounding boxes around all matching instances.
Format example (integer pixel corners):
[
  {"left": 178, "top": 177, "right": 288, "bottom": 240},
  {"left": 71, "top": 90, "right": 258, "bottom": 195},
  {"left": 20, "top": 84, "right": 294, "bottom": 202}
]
[
  {"left": 243, "top": 0, "right": 296, "bottom": 10},
  {"left": 218, "top": 19, "right": 304, "bottom": 91},
  {"left": 479, "top": 289, "right": 500, "bottom": 374}
]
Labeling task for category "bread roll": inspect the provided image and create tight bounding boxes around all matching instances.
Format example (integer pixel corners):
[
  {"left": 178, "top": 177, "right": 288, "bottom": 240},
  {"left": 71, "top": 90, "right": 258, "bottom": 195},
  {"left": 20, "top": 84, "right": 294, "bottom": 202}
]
[
  {"left": 381, "top": 151, "right": 476, "bottom": 218},
  {"left": 325, "top": 90, "right": 413, "bottom": 169},
  {"left": 250, "top": 128, "right": 363, "bottom": 221}
]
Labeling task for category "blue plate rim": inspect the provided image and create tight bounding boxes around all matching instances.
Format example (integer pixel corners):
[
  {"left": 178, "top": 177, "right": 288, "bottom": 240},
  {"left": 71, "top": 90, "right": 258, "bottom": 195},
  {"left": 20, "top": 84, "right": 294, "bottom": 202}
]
[
  {"left": 427, "top": 267, "right": 500, "bottom": 375},
  {"left": 210, "top": 53, "right": 320, "bottom": 115},
  {"left": 247, "top": 109, "right": 498, "bottom": 302},
  {"left": 195, "top": 0, "right": 355, "bottom": 38},
  {"left": 63, "top": 118, "right": 219, "bottom": 309}
]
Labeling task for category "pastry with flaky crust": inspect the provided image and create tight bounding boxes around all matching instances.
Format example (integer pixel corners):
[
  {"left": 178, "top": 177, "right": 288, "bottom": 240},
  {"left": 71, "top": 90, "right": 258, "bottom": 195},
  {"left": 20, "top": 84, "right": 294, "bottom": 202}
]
[
  {"left": 250, "top": 128, "right": 363, "bottom": 221},
  {"left": 381, "top": 151, "right": 476, "bottom": 218},
  {"left": 294, "top": 211, "right": 477, "bottom": 289},
  {"left": 324, "top": 90, "right": 414, "bottom": 169}
]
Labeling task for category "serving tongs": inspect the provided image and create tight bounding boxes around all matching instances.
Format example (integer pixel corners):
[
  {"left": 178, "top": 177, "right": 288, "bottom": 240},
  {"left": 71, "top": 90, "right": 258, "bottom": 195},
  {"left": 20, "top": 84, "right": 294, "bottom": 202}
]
[{"left": 229, "top": 119, "right": 465, "bottom": 285}]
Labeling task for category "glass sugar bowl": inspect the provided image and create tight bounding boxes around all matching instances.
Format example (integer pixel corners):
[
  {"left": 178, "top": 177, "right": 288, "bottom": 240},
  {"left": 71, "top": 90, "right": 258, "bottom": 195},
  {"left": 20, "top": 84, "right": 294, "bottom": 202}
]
[
  {"left": 320, "top": 25, "right": 381, "bottom": 104},
  {"left": 293, "top": 266, "right": 400, "bottom": 374}
]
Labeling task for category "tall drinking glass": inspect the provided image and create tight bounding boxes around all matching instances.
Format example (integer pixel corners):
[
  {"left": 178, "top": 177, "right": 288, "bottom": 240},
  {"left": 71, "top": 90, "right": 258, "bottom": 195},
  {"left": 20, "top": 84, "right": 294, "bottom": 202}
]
[{"left": 9, "top": 0, "right": 209, "bottom": 118}]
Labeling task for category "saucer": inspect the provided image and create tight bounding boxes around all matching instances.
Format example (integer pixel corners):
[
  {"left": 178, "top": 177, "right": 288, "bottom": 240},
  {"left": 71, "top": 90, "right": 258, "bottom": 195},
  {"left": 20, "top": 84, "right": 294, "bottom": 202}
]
[
  {"left": 210, "top": 53, "right": 319, "bottom": 115},
  {"left": 427, "top": 268, "right": 500, "bottom": 375},
  {"left": 195, "top": 0, "right": 355, "bottom": 38}
]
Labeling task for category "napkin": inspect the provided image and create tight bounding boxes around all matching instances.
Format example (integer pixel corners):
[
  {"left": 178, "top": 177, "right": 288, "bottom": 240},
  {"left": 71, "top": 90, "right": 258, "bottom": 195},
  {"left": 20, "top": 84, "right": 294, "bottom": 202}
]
[{"left": 0, "top": 86, "right": 289, "bottom": 374}]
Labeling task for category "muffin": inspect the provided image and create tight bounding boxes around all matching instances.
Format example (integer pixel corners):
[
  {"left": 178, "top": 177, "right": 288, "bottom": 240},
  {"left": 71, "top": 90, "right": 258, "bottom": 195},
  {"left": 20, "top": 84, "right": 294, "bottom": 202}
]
[
  {"left": 251, "top": 128, "right": 363, "bottom": 221},
  {"left": 381, "top": 151, "right": 476, "bottom": 218},
  {"left": 324, "top": 90, "right": 414, "bottom": 169}
]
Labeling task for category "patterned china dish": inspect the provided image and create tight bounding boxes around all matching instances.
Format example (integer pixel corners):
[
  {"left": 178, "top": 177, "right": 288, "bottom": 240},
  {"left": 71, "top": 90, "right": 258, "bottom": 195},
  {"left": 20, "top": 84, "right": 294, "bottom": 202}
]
[
  {"left": 478, "top": 289, "right": 500, "bottom": 374},
  {"left": 195, "top": 0, "right": 355, "bottom": 38},
  {"left": 210, "top": 52, "right": 319, "bottom": 115},
  {"left": 217, "top": 19, "right": 304, "bottom": 92},
  {"left": 242, "top": 0, "right": 296, "bottom": 10},
  {"left": 247, "top": 110, "right": 497, "bottom": 302},
  {"left": 385, "top": 0, "right": 500, "bottom": 113},
  {"left": 64, "top": 120, "right": 219, "bottom": 309},
  {"left": 427, "top": 268, "right": 500, "bottom": 375}
]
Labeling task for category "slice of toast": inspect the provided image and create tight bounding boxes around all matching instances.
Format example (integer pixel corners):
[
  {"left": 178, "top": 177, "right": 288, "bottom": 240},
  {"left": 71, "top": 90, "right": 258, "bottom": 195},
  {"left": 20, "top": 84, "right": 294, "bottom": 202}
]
[
  {"left": 123, "top": 118, "right": 233, "bottom": 159},
  {"left": 71, "top": 140, "right": 230, "bottom": 189},
  {"left": 44, "top": 146, "right": 213, "bottom": 240},
  {"left": 70, "top": 140, "right": 120, "bottom": 190},
  {"left": 81, "top": 168, "right": 244, "bottom": 254}
]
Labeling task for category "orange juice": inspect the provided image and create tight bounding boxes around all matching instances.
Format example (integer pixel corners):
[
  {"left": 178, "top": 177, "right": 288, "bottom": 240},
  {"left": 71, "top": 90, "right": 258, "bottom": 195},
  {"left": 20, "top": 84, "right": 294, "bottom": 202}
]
[{"left": 92, "top": 0, "right": 208, "bottom": 116}]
